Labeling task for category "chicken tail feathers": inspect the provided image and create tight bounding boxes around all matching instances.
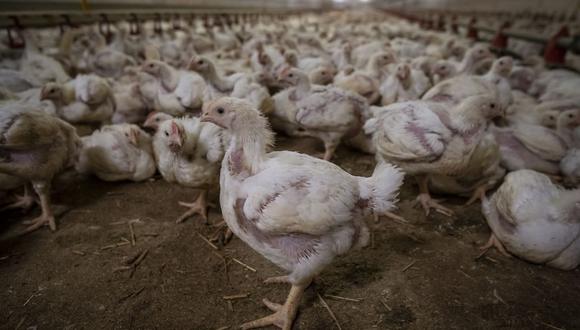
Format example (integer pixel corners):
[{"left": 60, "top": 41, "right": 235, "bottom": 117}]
[{"left": 359, "top": 160, "right": 404, "bottom": 214}]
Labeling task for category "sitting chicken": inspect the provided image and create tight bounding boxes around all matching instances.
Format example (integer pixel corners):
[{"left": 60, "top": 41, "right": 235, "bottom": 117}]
[
  {"left": 0, "top": 103, "right": 80, "bottom": 232},
  {"left": 276, "top": 67, "right": 369, "bottom": 160},
  {"left": 201, "top": 97, "right": 403, "bottom": 330},
  {"left": 41, "top": 74, "right": 114, "bottom": 126},
  {"left": 143, "top": 111, "right": 173, "bottom": 132},
  {"left": 490, "top": 124, "right": 568, "bottom": 175},
  {"left": 365, "top": 95, "right": 503, "bottom": 216},
  {"left": 481, "top": 170, "right": 580, "bottom": 270},
  {"left": 152, "top": 116, "right": 224, "bottom": 223},
  {"left": 76, "top": 124, "right": 156, "bottom": 182}
]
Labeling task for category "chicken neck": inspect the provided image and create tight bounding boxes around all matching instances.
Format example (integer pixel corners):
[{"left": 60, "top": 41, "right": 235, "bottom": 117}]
[
  {"left": 205, "top": 65, "right": 234, "bottom": 93},
  {"left": 159, "top": 64, "right": 179, "bottom": 92}
]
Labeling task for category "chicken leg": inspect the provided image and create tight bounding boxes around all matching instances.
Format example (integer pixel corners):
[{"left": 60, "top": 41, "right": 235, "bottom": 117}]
[
  {"left": 415, "top": 176, "right": 454, "bottom": 217},
  {"left": 176, "top": 190, "right": 208, "bottom": 224},
  {"left": 22, "top": 181, "right": 56, "bottom": 233},
  {"left": 480, "top": 233, "right": 510, "bottom": 257},
  {"left": 241, "top": 281, "right": 310, "bottom": 330},
  {"left": 464, "top": 185, "right": 488, "bottom": 206}
]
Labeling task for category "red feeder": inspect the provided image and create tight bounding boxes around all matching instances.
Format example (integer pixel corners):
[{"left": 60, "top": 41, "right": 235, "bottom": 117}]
[
  {"left": 467, "top": 18, "right": 478, "bottom": 40},
  {"left": 491, "top": 21, "right": 511, "bottom": 49},
  {"left": 544, "top": 26, "right": 569, "bottom": 65}
]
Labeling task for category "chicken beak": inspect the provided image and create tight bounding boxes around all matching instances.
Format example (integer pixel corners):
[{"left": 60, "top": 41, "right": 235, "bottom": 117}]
[{"left": 200, "top": 112, "right": 226, "bottom": 128}]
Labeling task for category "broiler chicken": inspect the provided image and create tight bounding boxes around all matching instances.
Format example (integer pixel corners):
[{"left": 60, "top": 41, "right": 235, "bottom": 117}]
[
  {"left": 76, "top": 124, "right": 156, "bottom": 182},
  {"left": 200, "top": 97, "right": 403, "bottom": 330},
  {"left": 41, "top": 74, "right": 114, "bottom": 125},
  {"left": 276, "top": 67, "right": 368, "bottom": 161},
  {"left": 365, "top": 95, "right": 503, "bottom": 216},
  {"left": 0, "top": 103, "right": 80, "bottom": 232},
  {"left": 152, "top": 116, "right": 224, "bottom": 223},
  {"left": 481, "top": 170, "right": 580, "bottom": 270}
]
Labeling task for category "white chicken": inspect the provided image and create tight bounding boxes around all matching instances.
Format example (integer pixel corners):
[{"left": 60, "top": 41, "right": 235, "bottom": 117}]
[
  {"left": 365, "top": 95, "right": 503, "bottom": 216},
  {"left": 200, "top": 97, "right": 403, "bottom": 330},
  {"left": 76, "top": 124, "right": 156, "bottom": 182},
  {"left": 41, "top": 74, "right": 114, "bottom": 125},
  {"left": 152, "top": 116, "right": 224, "bottom": 223},
  {"left": 277, "top": 67, "right": 369, "bottom": 161},
  {"left": 481, "top": 170, "right": 580, "bottom": 270}
]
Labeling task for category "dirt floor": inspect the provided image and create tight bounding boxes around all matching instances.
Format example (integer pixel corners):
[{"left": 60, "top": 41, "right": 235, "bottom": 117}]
[{"left": 1, "top": 134, "right": 579, "bottom": 330}]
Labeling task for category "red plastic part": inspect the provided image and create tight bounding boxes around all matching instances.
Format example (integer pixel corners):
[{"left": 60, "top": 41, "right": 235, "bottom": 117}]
[
  {"left": 544, "top": 26, "right": 569, "bottom": 65},
  {"left": 467, "top": 18, "right": 478, "bottom": 40}
]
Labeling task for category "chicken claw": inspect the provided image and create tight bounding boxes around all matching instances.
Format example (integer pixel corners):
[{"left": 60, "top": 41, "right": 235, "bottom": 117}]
[
  {"left": 22, "top": 214, "right": 56, "bottom": 233},
  {"left": 374, "top": 211, "right": 408, "bottom": 224},
  {"left": 241, "top": 283, "right": 308, "bottom": 330},
  {"left": 464, "top": 185, "right": 488, "bottom": 206},
  {"left": 480, "top": 233, "right": 511, "bottom": 257},
  {"left": 176, "top": 191, "right": 208, "bottom": 224},
  {"left": 2, "top": 188, "right": 35, "bottom": 212},
  {"left": 415, "top": 193, "right": 454, "bottom": 217}
]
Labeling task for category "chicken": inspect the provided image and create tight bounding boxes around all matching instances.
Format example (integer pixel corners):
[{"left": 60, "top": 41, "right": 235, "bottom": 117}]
[
  {"left": 276, "top": 67, "right": 368, "bottom": 161},
  {"left": 188, "top": 55, "right": 245, "bottom": 100},
  {"left": 481, "top": 56, "right": 513, "bottom": 109},
  {"left": 429, "top": 133, "right": 505, "bottom": 205},
  {"left": 0, "top": 103, "right": 80, "bottom": 232},
  {"left": 334, "top": 51, "right": 395, "bottom": 103},
  {"left": 141, "top": 59, "right": 206, "bottom": 115},
  {"left": 152, "top": 116, "right": 224, "bottom": 223},
  {"left": 365, "top": 95, "right": 503, "bottom": 216},
  {"left": 76, "top": 124, "right": 156, "bottom": 182},
  {"left": 142, "top": 111, "right": 173, "bottom": 131},
  {"left": 481, "top": 170, "right": 580, "bottom": 270},
  {"left": 111, "top": 83, "right": 150, "bottom": 124},
  {"left": 380, "top": 62, "right": 421, "bottom": 106},
  {"left": 491, "top": 124, "right": 569, "bottom": 175},
  {"left": 41, "top": 74, "right": 114, "bottom": 126},
  {"left": 200, "top": 97, "right": 403, "bottom": 330}
]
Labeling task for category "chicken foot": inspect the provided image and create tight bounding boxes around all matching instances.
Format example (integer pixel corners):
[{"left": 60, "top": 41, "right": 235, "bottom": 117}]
[
  {"left": 21, "top": 181, "right": 56, "bottom": 233},
  {"left": 480, "top": 233, "right": 510, "bottom": 257},
  {"left": 176, "top": 190, "right": 208, "bottom": 224},
  {"left": 209, "top": 221, "right": 234, "bottom": 246},
  {"left": 2, "top": 184, "right": 36, "bottom": 212},
  {"left": 415, "top": 176, "right": 454, "bottom": 217},
  {"left": 241, "top": 281, "right": 310, "bottom": 330}
]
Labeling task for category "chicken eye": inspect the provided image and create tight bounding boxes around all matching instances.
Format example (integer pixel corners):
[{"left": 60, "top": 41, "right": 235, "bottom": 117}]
[
  {"left": 217, "top": 107, "right": 225, "bottom": 114},
  {"left": 156, "top": 118, "right": 160, "bottom": 122},
  {"left": 288, "top": 73, "right": 294, "bottom": 78},
  {"left": 490, "top": 103, "right": 496, "bottom": 109},
  {"left": 164, "top": 131, "right": 169, "bottom": 137},
  {"left": 569, "top": 114, "right": 574, "bottom": 118},
  {"left": 148, "top": 63, "right": 155, "bottom": 68},
  {"left": 197, "top": 60, "right": 204, "bottom": 65}
]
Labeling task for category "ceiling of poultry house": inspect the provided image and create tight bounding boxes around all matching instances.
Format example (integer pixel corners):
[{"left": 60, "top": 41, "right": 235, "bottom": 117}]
[{"left": 0, "top": 0, "right": 578, "bottom": 13}]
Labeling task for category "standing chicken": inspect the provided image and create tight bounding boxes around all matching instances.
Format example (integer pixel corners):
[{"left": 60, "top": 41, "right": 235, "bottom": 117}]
[
  {"left": 365, "top": 95, "right": 503, "bottom": 216},
  {"left": 0, "top": 103, "right": 80, "bottom": 232},
  {"left": 481, "top": 170, "right": 580, "bottom": 270},
  {"left": 201, "top": 97, "right": 403, "bottom": 330},
  {"left": 277, "top": 67, "right": 369, "bottom": 161},
  {"left": 152, "top": 116, "right": 224, "bottom": 223}
]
